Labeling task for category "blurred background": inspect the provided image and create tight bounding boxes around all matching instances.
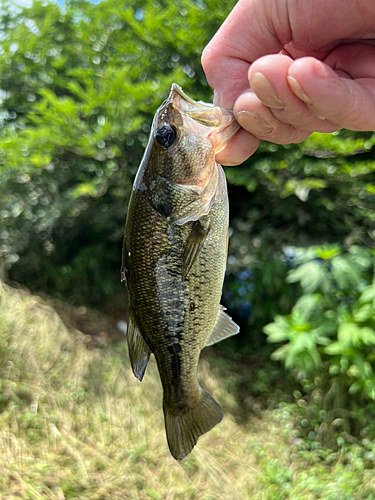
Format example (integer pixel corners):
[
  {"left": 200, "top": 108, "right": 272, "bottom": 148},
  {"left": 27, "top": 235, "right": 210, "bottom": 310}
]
[{"left": 1, "top": 0, "right": 375, "bottom": 498}]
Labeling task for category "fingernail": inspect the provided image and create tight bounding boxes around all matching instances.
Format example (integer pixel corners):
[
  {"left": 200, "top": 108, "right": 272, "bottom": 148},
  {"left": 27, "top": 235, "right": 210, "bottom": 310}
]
[
  {"left": 235, "top": 111, "right": 273, "bottom": 135},
  {"left": 287, "top": 76, "right": 312, "bottom": 104},
  {"left": 221, "top": 161, "right": 241, "bottom": 166},
  {"left": 249, "top": 73, "right": 285, "bottom": 110}
]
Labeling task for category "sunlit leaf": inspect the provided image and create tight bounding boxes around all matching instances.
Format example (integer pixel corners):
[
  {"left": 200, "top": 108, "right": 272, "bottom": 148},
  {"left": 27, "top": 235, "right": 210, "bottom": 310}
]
[
  {"left": 287, "top": 262, "right": 326, "bottom": 293},
  {"left": 263, "top": 316, "right": 291, "bottom": 342},
  {"left": 353, "top": 304, "right": 373, "bottom": 323},
  {"left": 331, "top": 256, "right": 362, "bottom": 290},
  {"left": 291, "top": 293, "right": 320, "bottom": 324},
  {"left": 338, "top": 322, "right": 362, "bottom": 347},
  {"left": 359, "top": 285, "right": 375, "bottom": 305}
]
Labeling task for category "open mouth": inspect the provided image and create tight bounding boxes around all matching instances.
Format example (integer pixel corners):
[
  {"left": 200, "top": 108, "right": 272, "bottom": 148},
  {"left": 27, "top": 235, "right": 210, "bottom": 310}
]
[{"left": 168, "top": 84, "right": 240, "bottom": 153}]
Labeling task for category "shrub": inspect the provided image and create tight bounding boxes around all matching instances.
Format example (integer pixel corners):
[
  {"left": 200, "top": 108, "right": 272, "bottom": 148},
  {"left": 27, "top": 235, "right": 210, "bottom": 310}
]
[{"left": 264, "top": 245, "right": 375, "bottom": 432}]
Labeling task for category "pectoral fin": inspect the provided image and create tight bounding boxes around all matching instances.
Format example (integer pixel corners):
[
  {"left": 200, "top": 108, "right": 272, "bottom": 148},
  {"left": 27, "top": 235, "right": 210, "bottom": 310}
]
[
  {"left": 127, "top": 312, "right": 151, "bottom": 381},
  {"left": 205, "top": 305, "right": 240, "bottom": 347},
  {"left": 182, "top": 221, "right": 210, "bottom": 280}
]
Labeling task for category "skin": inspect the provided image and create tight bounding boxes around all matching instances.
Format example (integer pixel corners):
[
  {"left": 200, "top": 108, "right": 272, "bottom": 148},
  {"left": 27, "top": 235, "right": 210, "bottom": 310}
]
[{"left": 201, "top": 0, "right": 375, "bottom": 165}]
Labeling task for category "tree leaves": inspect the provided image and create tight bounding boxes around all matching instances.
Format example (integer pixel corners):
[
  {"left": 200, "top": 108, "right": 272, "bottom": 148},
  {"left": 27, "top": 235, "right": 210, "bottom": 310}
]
[{"left": 0, "top": 0, "right": 235, "bottom": 300}]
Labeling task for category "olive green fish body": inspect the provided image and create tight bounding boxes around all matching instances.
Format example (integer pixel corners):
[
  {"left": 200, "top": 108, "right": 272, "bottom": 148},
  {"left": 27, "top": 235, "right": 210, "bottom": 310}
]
[{"left": 123, "top": 84, "right": 240, "bottom": 460}]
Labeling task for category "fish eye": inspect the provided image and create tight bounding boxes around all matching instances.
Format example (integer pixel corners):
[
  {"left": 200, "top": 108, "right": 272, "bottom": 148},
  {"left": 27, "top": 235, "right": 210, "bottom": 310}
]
[{"left": 155, "top": 124, "right": 177, "bottom": 149}]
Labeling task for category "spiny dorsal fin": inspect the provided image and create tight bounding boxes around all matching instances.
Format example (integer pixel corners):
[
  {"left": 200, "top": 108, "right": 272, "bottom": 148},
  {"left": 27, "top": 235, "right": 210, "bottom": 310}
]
[
  {"left": 205, "top": 305, "right": 240, "bottom": 347},
  {"left": 127, "top": 312, "right": 151, "bottom": 381},
  {"left": 182, "top": 221, "right": 210, "bottom": 280}
]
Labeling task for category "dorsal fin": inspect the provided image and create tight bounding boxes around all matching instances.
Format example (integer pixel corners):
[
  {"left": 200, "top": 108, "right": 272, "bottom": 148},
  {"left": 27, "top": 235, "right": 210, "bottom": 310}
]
[{"left": 205, "top": 305, "right": 239, "bottom": 347}]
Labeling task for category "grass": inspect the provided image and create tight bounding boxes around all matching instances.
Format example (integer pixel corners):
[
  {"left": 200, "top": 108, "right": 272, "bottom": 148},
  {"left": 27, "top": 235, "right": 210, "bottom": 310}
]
[{"left": 1, "top": 281, "right": 375, "bottom": 499}]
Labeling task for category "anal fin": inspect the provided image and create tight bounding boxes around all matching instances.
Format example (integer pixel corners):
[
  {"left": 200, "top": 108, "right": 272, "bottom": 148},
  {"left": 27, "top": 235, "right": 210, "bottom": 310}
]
[
  {"left": 127, "top": 312, "right": 151, "bottom": 381},
  {"left": 205, "top": 305, "right": 240, "bottom": 347}
]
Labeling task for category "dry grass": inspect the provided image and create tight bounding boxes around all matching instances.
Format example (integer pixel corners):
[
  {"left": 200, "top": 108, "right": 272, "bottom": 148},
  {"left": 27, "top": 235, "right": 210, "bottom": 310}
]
[
  {"left": 2, "top": 282, "right": 374, "bottom": 500},
  {"left": 0, "top": 282, "right": 265, "bottom": 499}
]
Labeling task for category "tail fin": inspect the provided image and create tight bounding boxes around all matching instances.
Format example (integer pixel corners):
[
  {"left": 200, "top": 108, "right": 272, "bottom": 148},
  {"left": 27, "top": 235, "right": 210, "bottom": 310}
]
[{"left": 163, "top": 389, "right": 223, "bottom": 460}]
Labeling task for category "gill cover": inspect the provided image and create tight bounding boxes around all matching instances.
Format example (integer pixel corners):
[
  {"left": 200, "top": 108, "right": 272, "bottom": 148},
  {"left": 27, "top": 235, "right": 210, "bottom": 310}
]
[{"left": 147, "top": 84, "right": 239, "bottom": 224}]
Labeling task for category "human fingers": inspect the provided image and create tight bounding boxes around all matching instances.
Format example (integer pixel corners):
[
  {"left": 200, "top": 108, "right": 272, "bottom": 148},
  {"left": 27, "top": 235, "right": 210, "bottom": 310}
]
[
  {"left": 233, "top": 89, "right": 312, "bottom": 145},
  {"left": 215, "top": 128, "right": 260, "bottom": 166},
  {"left": 202, "top": 0, "right": 375, "bottom": 109},
  {"left": 288, "top": 48, "right": 375, "bottom": 131},
  {"left": 240, "top": 54, "right": 339, "bottom": 135},
  {"left": 217, "top": 85, "right": 313, "bottom": 165}
]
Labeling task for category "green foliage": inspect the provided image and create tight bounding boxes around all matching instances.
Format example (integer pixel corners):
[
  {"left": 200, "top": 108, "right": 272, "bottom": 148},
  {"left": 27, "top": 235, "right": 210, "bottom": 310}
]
[
  {"left": 0, "top": 0, "right": 234, "bottom": 302},
  {"left": 226, "top": 130, "right": 375, "bottom": 256},
  {"left": 1, "top": 0, "right": 374, "bottom": 308},
  {"left": 264, "top": 245, "right": 375, "bottom": 404},
  {"left": 252, "top": 401, "right": 375, "bottom": 499}
]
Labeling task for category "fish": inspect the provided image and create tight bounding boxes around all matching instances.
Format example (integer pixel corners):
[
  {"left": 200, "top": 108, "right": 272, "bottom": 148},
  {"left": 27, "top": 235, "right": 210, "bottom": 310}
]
[{"left": 121, "top": 83, "right": 240, "bottom": 460}]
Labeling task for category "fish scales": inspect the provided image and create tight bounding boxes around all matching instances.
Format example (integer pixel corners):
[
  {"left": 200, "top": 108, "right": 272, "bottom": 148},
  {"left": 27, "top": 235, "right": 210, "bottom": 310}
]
[
  {"left": 126, "top": 173, "right": 227, "bottom": 395},
  {"left": 122, "top": 84, "right": 240, "bottom": 460}
]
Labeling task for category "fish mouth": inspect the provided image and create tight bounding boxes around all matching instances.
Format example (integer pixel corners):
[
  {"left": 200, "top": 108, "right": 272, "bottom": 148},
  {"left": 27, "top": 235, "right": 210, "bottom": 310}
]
[
  {"left": 166, "top": 83, "right": 240, "bottom": 154},
  {"left": 169, "top": 83, "right": 209, "bottom": 109}
]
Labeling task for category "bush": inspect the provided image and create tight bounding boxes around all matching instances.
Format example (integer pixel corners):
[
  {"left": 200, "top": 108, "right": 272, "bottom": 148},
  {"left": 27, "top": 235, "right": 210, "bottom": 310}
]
[
  {"left": 0, "top": 0, "right": 232, "bottom": 303},
  {"left": 264, "top": 245, "right": 375, "bottom": 431},
  {"left": 1, "top": 0, "right": 375, "bottom": 309}
]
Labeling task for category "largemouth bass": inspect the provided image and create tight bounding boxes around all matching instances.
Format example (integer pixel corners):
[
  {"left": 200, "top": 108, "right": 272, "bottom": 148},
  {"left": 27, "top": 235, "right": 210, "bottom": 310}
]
[{"left": 122, "top": 84, "right": 240, "bottom": 460}]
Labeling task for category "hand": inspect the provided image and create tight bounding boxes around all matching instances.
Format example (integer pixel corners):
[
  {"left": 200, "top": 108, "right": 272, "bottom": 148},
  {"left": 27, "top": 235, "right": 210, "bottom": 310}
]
[{"left": 202, "top": 0, "right": 375, "bottom": 165}]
